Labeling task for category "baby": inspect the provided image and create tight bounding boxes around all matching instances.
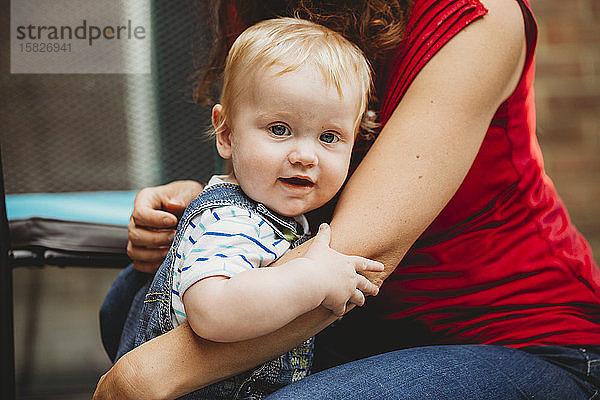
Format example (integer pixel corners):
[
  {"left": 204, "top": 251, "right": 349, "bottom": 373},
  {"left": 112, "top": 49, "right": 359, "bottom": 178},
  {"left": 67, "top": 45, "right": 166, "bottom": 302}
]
[{"left": 120, "top": 17, "right": 381, "bottom": 399}]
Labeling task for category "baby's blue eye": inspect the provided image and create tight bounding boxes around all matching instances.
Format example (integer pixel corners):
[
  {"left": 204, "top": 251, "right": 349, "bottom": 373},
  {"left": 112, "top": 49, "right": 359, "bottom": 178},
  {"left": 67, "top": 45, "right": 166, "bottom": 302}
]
[
  {"left": 269, "top": 125, "right": 290, "bottom": 136},
  {"left": 320, "top": 132, "right": 339, "bottom": 144}
]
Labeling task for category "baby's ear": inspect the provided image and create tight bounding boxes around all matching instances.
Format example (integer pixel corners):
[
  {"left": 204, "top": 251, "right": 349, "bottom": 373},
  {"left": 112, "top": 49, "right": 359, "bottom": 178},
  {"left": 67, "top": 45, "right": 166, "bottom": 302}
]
[{"left": 212, "top": 104, "right": 232, "bottom": 159}]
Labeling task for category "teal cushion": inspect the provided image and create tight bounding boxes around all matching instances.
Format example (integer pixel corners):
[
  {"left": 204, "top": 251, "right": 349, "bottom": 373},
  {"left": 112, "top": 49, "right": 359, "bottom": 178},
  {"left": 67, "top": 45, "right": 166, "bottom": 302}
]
[{"left": 6, "top": 191, "right": 137, "bottom": 226}]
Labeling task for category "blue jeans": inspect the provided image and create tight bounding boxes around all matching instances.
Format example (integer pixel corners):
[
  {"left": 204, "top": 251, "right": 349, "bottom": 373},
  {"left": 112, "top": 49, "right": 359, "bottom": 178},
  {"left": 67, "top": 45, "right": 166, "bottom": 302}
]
[
  {"left": 265, "top": 344, "right": 600, "bottom": 399},
  {"left": 100, "top": 264, "right": 151, "bottom": 362}
]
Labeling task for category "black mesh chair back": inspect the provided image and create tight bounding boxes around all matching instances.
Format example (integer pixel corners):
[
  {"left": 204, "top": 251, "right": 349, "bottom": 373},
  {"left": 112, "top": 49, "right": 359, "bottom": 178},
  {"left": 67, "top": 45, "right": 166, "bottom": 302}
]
[{"left": 1, "top": 2, "right": 219, "bottom": 397}]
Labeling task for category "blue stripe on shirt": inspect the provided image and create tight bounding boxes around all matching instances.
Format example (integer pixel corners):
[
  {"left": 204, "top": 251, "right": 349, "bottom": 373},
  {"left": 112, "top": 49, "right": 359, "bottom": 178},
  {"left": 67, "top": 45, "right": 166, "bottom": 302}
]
[
  {"left": 181, "top": 253, "right": 257, "bottom": 272},
  {"left": 238, "top": 254, "right": 254, "bottom": 269},
  {"left": 173, "top": 309, "right": 186, "bottom": 317},
  {"left": 218, "top": 218, "right": 260, "bottom": 236},
  {"left": 203, "top": 231, "right": 277, "bottom": 257}
]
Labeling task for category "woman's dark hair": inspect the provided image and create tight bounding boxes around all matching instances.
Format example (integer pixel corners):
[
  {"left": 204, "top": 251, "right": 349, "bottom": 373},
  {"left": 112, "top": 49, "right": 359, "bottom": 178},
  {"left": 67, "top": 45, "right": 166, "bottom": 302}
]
[{"left": 192, "top": 0, "right": 413, "bottom": 105}]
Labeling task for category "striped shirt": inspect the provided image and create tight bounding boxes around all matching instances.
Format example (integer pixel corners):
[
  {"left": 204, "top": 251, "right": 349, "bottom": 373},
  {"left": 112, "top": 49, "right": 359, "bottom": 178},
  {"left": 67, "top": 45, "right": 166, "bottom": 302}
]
[{"left": 170, "top": 176, "right": 309, "bottom": 327}]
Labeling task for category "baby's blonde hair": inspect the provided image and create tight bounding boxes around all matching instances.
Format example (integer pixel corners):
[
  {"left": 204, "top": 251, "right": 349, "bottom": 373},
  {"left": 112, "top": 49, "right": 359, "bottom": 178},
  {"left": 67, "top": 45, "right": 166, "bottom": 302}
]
[{"left": 216, "top": 17, "right": 374, "bottom": 136}]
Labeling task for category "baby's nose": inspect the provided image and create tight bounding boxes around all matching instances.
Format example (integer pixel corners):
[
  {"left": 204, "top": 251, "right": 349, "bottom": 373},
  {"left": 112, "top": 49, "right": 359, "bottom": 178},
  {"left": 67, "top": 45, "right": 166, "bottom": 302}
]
[{"left": 288, "top": 143, "right": 318, "bottom": 166}]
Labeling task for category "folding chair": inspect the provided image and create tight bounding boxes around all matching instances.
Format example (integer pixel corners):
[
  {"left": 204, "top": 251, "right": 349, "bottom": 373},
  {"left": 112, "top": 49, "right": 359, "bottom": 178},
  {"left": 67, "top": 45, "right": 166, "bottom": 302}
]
[
  {"left": 1, "top": 150, "right": 16, "bottom": 400},
  {"left": 1, "top": 150, "right": 134, "bottom": 398}
]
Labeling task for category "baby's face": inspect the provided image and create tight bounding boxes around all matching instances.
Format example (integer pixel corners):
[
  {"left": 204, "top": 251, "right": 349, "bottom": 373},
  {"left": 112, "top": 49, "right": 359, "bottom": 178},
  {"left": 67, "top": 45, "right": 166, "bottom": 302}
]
[{"left": 215, "top": 64, "right": 361, "bottom": 217}]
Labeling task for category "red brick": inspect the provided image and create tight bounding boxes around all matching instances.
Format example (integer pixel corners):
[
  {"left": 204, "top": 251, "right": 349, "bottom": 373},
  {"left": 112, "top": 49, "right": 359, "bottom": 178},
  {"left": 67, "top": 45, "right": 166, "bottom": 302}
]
[
  {"left": 542, "top": 145, "right": 600, "bottom": 174},
  {"left": 589, "top": 0, "right": 600, "bottom": 19},
  {"left": 545, "top": 25, "right": 600, "bottom": 44},
  {"left": 582, "top": 233, "right": 600, "bottom": 261},
  {"left": 535, "top": 61, "right": 583, "bottom": 79},
  {"left": 551, "top": 177, "right": 600, "bottom": 212},
  {"left": 531, "top": 0, "right": 582, "bottom": 18},
  {"left": 537, "top": 120, "right": 585, "bottom": 143},
  {"left": 547, "top": 94, "right": 600, "bottom": 113}
]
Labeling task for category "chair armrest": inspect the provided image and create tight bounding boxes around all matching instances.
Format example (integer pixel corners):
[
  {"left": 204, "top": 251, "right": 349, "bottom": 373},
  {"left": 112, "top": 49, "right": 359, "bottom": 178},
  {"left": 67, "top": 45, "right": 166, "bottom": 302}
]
[{"left": 6, "top": 191, "right": 136, "bottom": 268}]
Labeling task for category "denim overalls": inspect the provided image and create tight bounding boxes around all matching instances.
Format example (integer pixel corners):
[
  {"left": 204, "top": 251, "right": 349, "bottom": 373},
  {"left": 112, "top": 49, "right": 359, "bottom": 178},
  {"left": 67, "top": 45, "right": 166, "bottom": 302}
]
[{"left": 106, "top": 183, "right": 314, "bottom": 400}]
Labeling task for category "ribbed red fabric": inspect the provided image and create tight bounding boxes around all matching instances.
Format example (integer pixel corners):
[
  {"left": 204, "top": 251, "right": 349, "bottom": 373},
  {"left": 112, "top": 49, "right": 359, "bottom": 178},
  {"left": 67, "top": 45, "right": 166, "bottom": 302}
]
[
  {"left": 379, "top": 0, "right": 488, "bottom": 124},
  {"left": 357, "top": 0, "right": 600, "bottom": 347}
]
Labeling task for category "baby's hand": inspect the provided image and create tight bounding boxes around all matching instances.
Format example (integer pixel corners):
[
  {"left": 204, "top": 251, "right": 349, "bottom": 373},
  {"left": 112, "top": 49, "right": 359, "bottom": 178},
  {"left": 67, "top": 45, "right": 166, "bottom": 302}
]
[{"left": 303, "top": 223, "right": 384, "bottom": 317}]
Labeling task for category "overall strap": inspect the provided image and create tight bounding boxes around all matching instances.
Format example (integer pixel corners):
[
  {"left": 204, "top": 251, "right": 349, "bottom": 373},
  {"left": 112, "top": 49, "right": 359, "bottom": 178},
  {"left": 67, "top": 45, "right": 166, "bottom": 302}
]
[{"left": 182, "top": 183, "right": 305, "bottom": 241}]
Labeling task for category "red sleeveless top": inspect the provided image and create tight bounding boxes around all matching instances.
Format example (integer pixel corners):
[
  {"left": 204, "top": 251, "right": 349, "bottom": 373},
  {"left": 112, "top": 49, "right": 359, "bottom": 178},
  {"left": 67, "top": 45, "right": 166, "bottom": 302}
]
[{"left": 354, "top": 0, "right": 600, "bottom": 347}]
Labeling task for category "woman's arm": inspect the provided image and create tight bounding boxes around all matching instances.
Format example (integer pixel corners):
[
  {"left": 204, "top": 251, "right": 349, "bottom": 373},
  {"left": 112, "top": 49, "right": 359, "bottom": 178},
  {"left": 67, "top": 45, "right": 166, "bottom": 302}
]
[
  {"left": 329, "top": 0, "right": 526, "bottom": 280},
  {"left": 95, "top": 306, "right": 336, "bottom": 400},
  {"left": 94, "top": 0, "right": 526, "bottom": 397}
]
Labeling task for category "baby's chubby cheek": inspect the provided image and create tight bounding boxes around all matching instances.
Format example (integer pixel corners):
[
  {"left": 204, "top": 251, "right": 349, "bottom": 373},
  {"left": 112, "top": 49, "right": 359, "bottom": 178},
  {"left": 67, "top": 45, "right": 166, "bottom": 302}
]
[
  {"left": 230, "top": 157, "right": 271, "bottom": 196},
  {"left": 232, "top": 156, "right": 263, "bottom": 183}
]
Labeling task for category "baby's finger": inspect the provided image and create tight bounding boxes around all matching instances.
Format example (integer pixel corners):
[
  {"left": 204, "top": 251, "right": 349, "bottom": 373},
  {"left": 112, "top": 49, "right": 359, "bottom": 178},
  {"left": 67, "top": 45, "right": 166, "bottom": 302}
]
[
  {"left": 356, "top": 275, "right": 380, "bottom": 297},
  {"left": 350, "top": 256, "right": 384, "bottom": 273},
  {"left": 348, "top": 288, "right": 366, "bottom": 307},
  {"left": 331, "top": 303, "right": 346, "bottom": 318},
  {"left": 309, "top": 223, "right": 332, "bottom": 249}
]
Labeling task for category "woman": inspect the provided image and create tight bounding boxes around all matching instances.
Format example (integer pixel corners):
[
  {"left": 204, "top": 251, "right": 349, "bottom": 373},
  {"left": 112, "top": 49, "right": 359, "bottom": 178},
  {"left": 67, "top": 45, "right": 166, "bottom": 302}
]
[{"left": 95, "top": 0, "right": 600, "bottom": 398}]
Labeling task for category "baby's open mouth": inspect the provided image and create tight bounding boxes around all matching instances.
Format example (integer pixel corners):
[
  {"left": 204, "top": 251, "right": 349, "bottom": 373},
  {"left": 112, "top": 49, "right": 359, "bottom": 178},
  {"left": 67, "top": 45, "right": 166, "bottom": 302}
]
[{"left": 279, "top": 177, "right": 314, "bottom": 187}]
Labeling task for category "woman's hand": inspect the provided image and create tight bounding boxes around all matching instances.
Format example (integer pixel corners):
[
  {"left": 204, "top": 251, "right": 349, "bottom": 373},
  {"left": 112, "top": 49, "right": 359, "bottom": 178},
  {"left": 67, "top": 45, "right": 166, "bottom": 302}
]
[
  {"left": 303, "top": 223, "right": 383, "bottom": 316},
  {"left": 127, "top": 180, "right": 204, "bottom": 273}
]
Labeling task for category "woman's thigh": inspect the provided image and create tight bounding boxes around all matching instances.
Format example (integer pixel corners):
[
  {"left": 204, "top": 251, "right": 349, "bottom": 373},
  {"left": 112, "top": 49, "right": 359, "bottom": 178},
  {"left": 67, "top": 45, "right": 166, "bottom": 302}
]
[
  {"left": 265, "top": 344, "right": 600, "bottom": 400},
  {"left": 99, "top": 264, "right": 151, "bottom": 362}
]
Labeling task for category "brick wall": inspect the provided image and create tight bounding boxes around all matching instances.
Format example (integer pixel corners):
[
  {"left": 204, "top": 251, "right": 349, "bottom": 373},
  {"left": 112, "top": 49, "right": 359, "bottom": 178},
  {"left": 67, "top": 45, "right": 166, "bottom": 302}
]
[{"left": 531, "top": 0, "right": 600, "bottom": 262}]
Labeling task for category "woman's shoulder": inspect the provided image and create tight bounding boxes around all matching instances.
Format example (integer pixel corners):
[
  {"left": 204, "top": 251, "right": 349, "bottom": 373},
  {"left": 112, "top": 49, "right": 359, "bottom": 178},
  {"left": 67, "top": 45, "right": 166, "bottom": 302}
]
[{"left": 477, "top": 0, "right": 529, "bottom": 37}]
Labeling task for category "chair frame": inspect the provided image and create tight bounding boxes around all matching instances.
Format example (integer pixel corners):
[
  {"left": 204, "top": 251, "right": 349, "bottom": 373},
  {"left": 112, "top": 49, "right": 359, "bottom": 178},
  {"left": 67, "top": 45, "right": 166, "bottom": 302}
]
[{"left": 1, "top": 149, "right": 16, "bottom": 400}]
